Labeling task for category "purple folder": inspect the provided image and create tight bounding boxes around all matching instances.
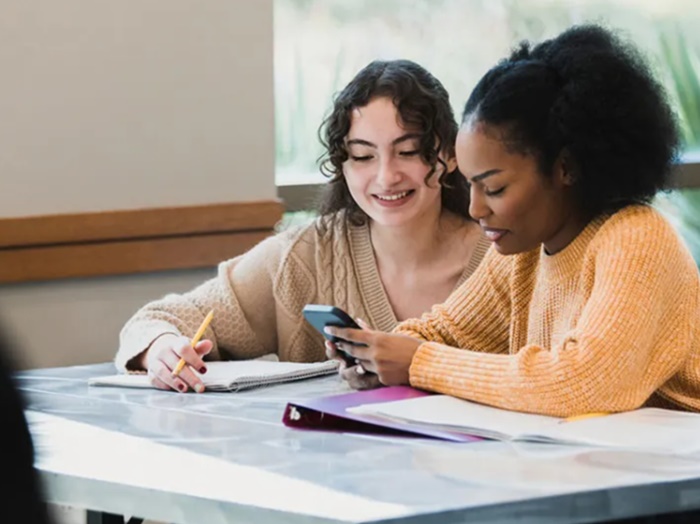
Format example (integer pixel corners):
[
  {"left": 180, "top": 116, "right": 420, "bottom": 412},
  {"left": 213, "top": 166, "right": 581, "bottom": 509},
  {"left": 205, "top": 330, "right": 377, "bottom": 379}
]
[{"left": 282, "top": 386, "right": 480, "bottom": 443}]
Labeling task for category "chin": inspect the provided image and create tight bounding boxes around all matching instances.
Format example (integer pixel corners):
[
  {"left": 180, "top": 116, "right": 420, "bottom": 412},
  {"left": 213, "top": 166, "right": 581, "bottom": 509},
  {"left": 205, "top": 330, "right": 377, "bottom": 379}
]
[
  {"left": 494, "top": 238, "right": 537, "bottom": 256},
  {"left": 369, "top": 215, "right": 414, "bottom": 228},
  {"left": 493, "top": 243, "right": 516, "bottom": 255},
  {"left": 366, "top": 208, "right": 420, "bottom": 228}
]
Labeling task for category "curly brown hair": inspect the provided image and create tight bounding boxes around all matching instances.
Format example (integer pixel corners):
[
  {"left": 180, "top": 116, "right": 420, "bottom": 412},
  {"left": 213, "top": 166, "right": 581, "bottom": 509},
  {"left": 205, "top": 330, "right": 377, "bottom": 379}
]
[{"left": 316, "top": 59, "right": 470, "bottom": 225}]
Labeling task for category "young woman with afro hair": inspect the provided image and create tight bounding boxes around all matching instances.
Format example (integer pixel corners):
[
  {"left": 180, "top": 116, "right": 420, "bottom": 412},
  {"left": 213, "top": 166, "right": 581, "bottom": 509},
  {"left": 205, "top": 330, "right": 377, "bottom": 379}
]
[{"left": 326, "top": 24, "right": 700, "bottom": 421}]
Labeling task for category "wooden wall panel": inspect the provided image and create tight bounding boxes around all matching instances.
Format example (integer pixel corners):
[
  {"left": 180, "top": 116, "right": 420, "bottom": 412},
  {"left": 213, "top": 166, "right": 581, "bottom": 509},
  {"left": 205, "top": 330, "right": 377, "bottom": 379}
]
[
  {"left": 0, "top": 200, "right": 283, "bottom": 283},
  {"left": 0, "top": 201, "right": 283, "bottom": 248}
]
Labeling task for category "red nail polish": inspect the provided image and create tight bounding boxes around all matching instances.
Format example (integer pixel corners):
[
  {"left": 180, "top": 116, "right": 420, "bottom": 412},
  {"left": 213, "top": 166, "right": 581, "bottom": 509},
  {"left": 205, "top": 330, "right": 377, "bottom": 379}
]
[
  {"left": 178, "top": 384, "right": 186, "bottom": 392},
  {"left": 199, "top": 366, "right": 207, "bottom": 374}
]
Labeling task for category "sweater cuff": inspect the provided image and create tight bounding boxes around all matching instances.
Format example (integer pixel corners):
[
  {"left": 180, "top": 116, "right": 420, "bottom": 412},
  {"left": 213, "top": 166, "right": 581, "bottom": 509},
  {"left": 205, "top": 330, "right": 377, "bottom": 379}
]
[{"left": 115, "top": 321, "right": 182, "bottom": 371}]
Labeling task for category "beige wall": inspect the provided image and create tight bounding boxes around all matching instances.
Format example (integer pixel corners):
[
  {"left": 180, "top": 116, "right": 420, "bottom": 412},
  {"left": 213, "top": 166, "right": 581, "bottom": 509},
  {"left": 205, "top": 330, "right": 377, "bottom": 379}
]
[
  {"left": 0, "top": 269, "right": 215, "bottom": 369},
  {"left": 0, "top": 0, "right": 274, "bottom": 216},
  {"left": 0, "top": 0, "right": 274, "bottom": 368}
]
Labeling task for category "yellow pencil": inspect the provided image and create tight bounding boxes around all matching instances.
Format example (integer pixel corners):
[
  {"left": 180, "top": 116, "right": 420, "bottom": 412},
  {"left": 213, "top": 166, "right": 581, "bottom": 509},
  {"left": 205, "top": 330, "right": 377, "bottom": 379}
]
[
  {"left": 563, "top": 412, "right": 609, "bottom": 423},
  {"left": 171, "top": 309, "right": 214, "bottom": 377}
]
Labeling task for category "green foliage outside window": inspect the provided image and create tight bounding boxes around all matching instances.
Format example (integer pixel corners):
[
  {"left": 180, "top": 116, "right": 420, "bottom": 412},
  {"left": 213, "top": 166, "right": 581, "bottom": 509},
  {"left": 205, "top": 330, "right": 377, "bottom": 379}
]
[
  {"left": 275, "top": 1, "right": 700, "bottom": 263},
  {"left": 654, "top": 22, "right": 700, "bottom": 264}
]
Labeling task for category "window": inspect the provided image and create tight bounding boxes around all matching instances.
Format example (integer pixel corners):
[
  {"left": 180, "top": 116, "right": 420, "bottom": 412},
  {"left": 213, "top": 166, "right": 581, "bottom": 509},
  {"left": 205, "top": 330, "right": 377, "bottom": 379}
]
[{"left": 275, "top": 0, "right": 700, "bottom": 259}]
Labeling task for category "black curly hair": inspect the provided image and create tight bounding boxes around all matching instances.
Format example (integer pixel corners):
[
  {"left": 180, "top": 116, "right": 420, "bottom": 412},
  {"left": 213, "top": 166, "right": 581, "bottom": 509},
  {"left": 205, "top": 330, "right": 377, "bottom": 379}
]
[
  {"left": 462, "top": 24, "right": 681, "bottom": 217},
  {"left": 317, "top": 59, "right": 469, "bottom": 225}
]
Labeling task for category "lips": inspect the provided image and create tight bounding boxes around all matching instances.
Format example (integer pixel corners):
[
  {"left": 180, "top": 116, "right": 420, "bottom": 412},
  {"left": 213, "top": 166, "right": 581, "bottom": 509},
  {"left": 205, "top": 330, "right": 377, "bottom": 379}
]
[{"left": 481, "top": 226, "right": 508, "bottom": 242}]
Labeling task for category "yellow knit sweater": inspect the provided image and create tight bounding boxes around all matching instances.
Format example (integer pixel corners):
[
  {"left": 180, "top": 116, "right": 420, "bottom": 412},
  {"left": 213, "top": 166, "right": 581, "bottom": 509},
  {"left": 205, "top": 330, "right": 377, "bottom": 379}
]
[{"left": 395, "top": 205, "right": 700, "bottom": 417}]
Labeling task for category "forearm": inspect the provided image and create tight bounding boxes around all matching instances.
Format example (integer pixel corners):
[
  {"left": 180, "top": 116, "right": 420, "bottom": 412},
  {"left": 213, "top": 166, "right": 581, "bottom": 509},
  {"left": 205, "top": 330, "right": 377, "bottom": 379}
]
[
  {"left": 394, "top": 248, "right": 513, "bottom": 351},
  {"left": 409, "top": 335, "right": 682, "bottom": 417},
  {"left": 116, "top": 271, "right": 265, "bottom": 370}
]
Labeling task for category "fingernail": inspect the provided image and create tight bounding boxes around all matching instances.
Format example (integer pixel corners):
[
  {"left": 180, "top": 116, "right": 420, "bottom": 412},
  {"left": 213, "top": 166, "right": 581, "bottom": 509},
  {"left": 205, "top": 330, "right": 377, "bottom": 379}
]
[
  {"left": 178, "top": 383, "right": 187, "bottom": 392},
  {"left": 199, "top": 366, "right": 207, "bottom": 374},
  {"left": 195, "top": 384, "right": 205, "bottom": 393},
  {"left": 356, "top": 365, "right": 366, "bottom": 375},
  {"left": 323, "top": 327, "right": 331, "bottom": 334}
]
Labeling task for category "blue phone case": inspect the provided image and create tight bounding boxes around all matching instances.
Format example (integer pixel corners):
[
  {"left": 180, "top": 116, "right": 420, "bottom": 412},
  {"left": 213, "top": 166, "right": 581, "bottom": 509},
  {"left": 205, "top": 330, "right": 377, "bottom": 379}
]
[{"left": 302, "top": 305, "right": 364, "bottom": 364}]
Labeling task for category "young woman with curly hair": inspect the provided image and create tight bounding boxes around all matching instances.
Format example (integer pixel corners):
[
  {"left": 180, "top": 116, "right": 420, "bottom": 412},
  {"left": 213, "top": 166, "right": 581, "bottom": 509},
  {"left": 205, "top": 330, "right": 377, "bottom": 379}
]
[{"left": 115, "top": 60, "right": 487, "bottom": 392}]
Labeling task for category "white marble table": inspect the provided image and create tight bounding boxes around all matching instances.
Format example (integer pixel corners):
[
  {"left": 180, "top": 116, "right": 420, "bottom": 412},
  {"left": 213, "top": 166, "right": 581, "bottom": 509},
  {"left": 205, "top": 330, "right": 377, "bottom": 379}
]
[{"left": 16, "top": 363, "right": 700, "bottom": 524}]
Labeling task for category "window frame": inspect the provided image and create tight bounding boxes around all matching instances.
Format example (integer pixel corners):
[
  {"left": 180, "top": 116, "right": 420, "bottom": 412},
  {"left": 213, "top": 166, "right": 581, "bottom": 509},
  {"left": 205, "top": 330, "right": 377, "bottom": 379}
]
[
  {"left": 277, "top": 160, "right": 700, "bottom": 212},
  {"left": 675, "top": 159, "right": 700, "bottom": 189}
]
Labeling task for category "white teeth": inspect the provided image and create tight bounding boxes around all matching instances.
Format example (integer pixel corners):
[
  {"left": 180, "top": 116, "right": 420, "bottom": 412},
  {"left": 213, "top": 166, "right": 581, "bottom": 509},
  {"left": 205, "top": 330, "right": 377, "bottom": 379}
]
[
  {"left": 484, "top": 230, "right": 504, "bottom": 241},
  {"left": 376, "top": 191, "right": 409, "bottom": 201}
]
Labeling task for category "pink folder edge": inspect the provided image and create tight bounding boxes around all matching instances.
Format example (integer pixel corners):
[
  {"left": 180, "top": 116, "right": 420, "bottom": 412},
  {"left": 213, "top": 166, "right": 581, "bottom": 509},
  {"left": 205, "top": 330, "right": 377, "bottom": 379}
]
[{"left": 282, "top": 385, "right": 480, "bottom": 443}]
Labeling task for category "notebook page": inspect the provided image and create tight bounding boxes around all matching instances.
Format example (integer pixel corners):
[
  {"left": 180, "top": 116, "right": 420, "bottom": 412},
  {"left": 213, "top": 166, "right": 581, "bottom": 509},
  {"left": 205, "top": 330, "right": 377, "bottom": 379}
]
[
  {"left": 539, "top": 408, "right": 700, "bottom": 454},
  {"left": 203, "top": 360, "right": 338, "bottom": 391},
  {"left": 88, "top": 360, "right": 338, "bottom": 391},
  {"left": 348, "top": 395, "right": 558, "bottom": 440}
]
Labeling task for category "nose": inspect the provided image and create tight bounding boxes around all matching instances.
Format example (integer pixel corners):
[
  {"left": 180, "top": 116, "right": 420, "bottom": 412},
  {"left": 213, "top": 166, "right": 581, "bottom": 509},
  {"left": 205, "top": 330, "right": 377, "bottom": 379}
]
[
  {"left": 468, "top": 185, "right": 490, "bottom": 221},
  {"left": 376, "top": 156, "right": 402, "bottom": 187}
]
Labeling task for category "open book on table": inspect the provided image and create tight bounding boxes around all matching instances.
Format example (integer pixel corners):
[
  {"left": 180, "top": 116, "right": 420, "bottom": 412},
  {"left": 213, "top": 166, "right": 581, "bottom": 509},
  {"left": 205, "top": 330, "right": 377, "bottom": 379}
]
[
  {"left": 88, "top": 360, "right": 339, "bottom": 392},
  {"left": 347, "top": 394, "right": 700, "bottom": 454}
]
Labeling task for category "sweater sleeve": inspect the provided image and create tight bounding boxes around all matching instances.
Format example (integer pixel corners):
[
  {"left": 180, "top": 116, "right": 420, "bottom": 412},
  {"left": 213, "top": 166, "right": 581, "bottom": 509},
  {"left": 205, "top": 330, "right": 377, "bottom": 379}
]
[
  {"left": 394, "top": 246, "right": 513, "bottom": 355},
  {"left": 408, "top": 212, "right": 699, "bottom": 417},
  {"left": 115, "top": 227, "right": 303, "bottom": 371}
]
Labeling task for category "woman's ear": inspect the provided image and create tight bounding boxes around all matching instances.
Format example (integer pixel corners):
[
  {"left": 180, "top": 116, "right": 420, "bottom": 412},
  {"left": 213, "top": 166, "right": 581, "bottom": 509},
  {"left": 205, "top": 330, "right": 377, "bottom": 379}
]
[
  {"left": 554, "top": 149, "right": 577, "bottom": 187},
  {"left": 445, "top": 155, "right": 458, "bottom": 173}
]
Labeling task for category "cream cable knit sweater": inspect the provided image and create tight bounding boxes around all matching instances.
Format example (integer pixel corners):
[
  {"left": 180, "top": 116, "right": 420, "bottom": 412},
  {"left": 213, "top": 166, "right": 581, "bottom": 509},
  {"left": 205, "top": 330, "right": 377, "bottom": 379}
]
[{"left": 116, "top": 212, "right": 489, "bottom": 370}]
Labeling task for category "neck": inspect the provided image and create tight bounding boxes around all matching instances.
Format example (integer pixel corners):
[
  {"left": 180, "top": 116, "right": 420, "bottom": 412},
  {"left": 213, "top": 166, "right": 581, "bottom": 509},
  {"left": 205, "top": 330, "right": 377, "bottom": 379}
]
[
  {"left": 369, "top": 208, "right": 462, "bottom": 269},
  {"left": 543, "top": 210, "right": 592, "bottom": 255}
]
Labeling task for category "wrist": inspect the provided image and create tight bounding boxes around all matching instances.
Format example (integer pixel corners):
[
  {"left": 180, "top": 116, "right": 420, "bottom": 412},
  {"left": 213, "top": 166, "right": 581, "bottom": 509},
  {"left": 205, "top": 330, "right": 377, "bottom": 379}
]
[{"left": 141, "top": 332, "right": 181, "bottom": 370}]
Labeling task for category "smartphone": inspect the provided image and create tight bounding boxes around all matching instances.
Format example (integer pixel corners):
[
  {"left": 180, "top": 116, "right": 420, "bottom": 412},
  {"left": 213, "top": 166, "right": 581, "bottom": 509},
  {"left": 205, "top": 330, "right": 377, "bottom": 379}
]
[{"left": 302, "top": 304, "right": 365, "bottom": 365}]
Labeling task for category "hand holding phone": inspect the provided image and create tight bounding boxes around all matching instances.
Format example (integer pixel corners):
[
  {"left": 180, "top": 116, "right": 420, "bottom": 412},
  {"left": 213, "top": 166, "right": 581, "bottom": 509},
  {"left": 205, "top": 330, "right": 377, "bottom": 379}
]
[{"left": 302, "top": 304, "right": 365, "bottom": 365}]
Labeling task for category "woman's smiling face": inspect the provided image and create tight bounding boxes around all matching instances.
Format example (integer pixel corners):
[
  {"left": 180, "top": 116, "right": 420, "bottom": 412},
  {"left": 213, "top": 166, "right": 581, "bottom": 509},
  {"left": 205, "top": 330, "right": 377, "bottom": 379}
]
[{"left": 342, "top": 96, "right": 454, "bottom": 228}]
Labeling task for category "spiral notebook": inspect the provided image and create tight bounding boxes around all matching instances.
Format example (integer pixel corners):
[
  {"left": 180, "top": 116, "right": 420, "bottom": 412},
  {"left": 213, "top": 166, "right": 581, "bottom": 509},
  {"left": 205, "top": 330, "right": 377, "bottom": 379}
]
[{"left": 88, "top": 360, "right": 339, "bottom": 392}]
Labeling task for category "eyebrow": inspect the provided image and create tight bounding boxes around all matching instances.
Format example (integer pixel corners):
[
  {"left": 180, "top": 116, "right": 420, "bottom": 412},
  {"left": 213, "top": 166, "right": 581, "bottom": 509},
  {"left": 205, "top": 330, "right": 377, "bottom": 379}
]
[
  {"left": 469, "top": 169, "right": 503, "bottom": 183},
  {"left": 346, "top": 133, "right": 422, "bottom": 148}
]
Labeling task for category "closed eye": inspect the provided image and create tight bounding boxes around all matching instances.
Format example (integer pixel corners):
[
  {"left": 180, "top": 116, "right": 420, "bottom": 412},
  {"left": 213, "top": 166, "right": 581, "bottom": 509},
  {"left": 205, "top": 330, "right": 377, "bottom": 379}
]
[
  {"left": 351, "top": 155, "right": 373, "bottom": 162},
  {"left": 484, "top": 187, "right": 505, "bottom": 197},
  {"left": 399, "top": 150, "right": 420, "bottom": 157}
]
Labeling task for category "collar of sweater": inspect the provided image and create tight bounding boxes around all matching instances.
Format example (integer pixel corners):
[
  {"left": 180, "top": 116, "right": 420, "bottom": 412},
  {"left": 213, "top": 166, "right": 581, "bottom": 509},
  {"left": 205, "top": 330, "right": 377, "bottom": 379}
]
[{"left": 538, "top": 213, "right": 610, "bottom": 282}]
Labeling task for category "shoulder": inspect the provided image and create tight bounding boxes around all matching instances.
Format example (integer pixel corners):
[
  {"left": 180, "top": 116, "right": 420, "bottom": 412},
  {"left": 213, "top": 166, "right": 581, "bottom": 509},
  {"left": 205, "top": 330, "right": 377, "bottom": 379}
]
[
  {"left": 283, "top": 210, "right": 356, "bottom": 254},
  {"left": 599, "top": 203, "right": 671, "bottom": 230},
  {"left": 245, "top": 210, "right": 351, "bottom": 257},
  {"left": 227, "top": 211, "right": 352, "bottom": 267},
  {"left": 240, "top": 219, "right": 312, "bottom": 260},
  {"left": 594, "top": 204, "right": 687, "bottom": 253},
  {"left": 255, "top": 211, "right": 353, "bottom": 273},
  {"left": 591, "top": 204, "right": 697, "bottom": 275},
  {"left": 217, "top": 218, "right": 319, "bottom": 278}
]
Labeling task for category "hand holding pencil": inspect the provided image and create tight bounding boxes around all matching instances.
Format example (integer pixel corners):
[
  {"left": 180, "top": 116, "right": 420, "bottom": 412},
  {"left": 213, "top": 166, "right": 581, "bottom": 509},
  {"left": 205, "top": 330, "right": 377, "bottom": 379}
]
[
  {"left": 144, "top": 310, "right": 215, "bottom": 393},
  {"left": 172, "top": 309, "right": 214, "bottom": 378}
]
